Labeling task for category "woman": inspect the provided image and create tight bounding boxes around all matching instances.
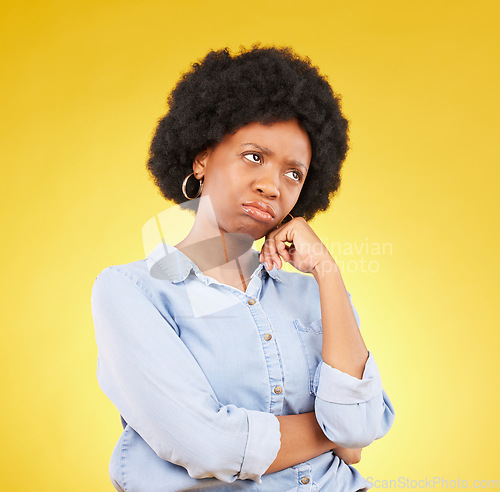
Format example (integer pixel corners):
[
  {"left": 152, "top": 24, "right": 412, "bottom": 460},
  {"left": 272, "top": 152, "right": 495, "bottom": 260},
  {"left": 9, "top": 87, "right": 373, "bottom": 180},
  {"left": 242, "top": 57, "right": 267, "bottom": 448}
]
[{"left": 92, "top": 45, "right": 395, "bottom": 491}]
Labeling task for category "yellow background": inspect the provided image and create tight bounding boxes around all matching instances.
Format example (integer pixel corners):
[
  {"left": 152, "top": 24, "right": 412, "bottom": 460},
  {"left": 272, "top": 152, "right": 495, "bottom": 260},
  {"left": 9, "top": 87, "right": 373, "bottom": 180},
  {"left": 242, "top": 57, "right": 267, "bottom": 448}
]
[{"left": 1, "top": 0, "right": 498, "bottom": 489}]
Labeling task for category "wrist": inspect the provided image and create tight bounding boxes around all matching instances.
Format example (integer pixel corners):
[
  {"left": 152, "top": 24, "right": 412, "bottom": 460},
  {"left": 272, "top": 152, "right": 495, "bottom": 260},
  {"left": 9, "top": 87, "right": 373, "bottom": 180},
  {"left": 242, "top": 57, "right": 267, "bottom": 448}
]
[{"left": 312, "top": 255, "right": 339, "bottom": 282}]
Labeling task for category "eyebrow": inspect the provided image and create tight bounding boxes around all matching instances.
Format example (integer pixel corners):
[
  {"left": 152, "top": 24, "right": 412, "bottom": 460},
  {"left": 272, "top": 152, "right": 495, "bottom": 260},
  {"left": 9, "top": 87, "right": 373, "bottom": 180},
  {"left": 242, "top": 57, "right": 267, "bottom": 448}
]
[{"left": 240, "top": 143, "right": 308, "bottom": 172}]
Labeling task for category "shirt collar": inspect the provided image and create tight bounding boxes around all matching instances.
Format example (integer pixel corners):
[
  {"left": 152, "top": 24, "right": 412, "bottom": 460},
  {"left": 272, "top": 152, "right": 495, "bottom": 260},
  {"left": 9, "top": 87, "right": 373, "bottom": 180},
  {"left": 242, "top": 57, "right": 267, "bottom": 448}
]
[{"left": 146, "top": 242, "right": 282, "bottom": 284}]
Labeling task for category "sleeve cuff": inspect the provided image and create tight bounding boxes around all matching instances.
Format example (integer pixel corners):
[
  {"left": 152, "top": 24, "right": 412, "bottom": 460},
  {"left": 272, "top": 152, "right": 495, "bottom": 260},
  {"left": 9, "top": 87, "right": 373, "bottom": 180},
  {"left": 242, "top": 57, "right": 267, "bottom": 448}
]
[
  {"left": 238, "top": 409, "right": 281, "bottom": 483},
  {"left": 312, "top": 352, "right": 383, "bottom": 404}
]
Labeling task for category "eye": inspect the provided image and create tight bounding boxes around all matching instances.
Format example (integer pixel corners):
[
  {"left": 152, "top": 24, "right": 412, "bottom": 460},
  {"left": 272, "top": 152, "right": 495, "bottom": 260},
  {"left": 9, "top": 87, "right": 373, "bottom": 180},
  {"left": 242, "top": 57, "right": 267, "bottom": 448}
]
[
  {"left": 244, "top": 153, "right": 262, "bottom": 164},
  {"left": 285, "top": 170, "right": 303, "bottom": 182}
]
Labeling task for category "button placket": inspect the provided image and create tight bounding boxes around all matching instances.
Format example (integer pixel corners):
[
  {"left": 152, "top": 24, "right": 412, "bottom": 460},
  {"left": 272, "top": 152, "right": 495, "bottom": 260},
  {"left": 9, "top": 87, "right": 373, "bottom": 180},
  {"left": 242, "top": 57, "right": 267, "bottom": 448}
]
[
  {"left": 296, "top": 463, "right": 313, "bottom": 490},
  {"left": 245, "top": 291, "right": 284, "bottom": 415}
]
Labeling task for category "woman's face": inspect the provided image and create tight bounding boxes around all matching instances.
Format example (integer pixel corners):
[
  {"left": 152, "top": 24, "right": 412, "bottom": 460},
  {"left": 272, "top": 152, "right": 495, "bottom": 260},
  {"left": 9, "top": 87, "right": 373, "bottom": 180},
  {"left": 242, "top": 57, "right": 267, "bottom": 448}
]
[{"left": 193, "top": 118, "right": 312, "bottom": 240}]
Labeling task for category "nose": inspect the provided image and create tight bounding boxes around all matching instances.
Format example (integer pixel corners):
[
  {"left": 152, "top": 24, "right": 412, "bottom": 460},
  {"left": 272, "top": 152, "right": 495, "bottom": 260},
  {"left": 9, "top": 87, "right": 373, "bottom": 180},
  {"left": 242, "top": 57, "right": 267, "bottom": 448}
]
[{"left": 252, "top": 169, "right": 280, "bottom": 199}]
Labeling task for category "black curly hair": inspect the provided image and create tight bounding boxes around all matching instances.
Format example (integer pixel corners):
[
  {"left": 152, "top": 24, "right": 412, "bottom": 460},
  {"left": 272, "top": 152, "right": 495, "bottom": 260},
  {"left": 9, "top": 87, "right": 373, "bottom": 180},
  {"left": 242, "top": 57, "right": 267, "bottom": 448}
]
[{"left": 147, "top": 43, "right": 350, "bottom": 222}]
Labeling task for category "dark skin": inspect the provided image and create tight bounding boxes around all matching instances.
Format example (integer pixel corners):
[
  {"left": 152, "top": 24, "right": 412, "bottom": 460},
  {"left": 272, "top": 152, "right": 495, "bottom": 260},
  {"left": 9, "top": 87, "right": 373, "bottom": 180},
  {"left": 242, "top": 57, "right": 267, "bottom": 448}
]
[
  {"left": 175, "top": 118, "right": 363, "bottom": 469},
  {"left": 175, "top": 118, "right": 311, "bottom": 291}
]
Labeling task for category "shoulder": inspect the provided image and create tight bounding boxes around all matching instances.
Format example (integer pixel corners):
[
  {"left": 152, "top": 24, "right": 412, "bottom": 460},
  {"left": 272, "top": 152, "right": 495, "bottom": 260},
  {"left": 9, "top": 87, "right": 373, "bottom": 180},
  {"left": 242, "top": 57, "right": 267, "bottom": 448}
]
[
  {"left": 95, "top": 258, "right": 149, "bottom": 282},
  {"left": 91, "top": 242, "right": 188, "bottom": 307},
  {"left": 93, "top": 243, "right": 172, "bottom": 289},
  {"left": 92, "top": 258, "right": 155, "bottom": 302}
]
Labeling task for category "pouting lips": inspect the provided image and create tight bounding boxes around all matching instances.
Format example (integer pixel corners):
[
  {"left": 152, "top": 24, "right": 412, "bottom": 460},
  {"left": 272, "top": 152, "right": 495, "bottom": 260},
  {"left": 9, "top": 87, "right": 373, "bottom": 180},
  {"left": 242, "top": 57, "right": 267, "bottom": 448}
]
[
  {"left": 242, "top": 201, "right": 276, "bottom": 218},
  {"left": 242, "top": 204, "right": 275, "bottom": 222}
]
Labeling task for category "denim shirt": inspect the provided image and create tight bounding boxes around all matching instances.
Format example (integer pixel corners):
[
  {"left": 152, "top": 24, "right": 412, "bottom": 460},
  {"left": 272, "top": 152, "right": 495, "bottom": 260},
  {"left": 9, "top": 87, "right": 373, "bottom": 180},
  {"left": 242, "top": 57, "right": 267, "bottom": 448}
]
[{"left": 91, "top": 242, "right": 395, "bottom": 491}]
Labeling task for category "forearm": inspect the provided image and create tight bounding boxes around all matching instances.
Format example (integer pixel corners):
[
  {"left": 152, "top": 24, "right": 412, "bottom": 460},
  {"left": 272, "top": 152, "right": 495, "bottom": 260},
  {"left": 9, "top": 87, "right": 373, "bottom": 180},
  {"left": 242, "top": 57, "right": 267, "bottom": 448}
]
[
  {"left": 264, "top": 412, "right": 335, "bottom": 475},
  {"left": 312, "top": 257, "right": 369, "bottom": 378}
]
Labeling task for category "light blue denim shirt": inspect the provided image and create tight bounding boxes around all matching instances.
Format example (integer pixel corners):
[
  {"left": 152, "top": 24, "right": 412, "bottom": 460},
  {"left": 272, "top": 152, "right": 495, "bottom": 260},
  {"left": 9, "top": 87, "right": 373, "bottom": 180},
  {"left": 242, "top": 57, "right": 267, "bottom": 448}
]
[{"left": 92, "top": 242, "right": 395, "bottom": 492}]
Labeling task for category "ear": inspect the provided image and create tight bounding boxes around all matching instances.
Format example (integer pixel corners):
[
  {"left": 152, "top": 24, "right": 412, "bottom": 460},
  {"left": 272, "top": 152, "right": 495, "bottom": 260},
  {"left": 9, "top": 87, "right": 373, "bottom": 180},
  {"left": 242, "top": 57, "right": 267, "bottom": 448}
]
[{"left": 192, "top": 148, "right": 211, "bottom": 179}]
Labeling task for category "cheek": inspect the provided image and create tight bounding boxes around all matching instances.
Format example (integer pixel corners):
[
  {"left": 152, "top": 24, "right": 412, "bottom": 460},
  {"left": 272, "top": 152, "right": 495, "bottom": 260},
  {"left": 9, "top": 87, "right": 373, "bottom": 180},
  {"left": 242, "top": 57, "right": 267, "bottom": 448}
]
[
  {"left": 203, "top": 170, "right": 241, "bottom": 210},
  {"left": 212, "top": 160, "right": 241, "bottom": 182},
  {"left": 284, "top": 186, "right": 304, "bottom": 208},
  {"left": 203, "top": 166, "right": 230, "bottom": 194}
]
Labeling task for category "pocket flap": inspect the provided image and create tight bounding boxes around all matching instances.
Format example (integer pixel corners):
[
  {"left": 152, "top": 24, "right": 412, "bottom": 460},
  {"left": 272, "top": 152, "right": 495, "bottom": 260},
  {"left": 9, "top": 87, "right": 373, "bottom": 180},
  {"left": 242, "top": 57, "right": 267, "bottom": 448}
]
[{"left": 294, "top": 318, "right": 323, "bottom": 335}]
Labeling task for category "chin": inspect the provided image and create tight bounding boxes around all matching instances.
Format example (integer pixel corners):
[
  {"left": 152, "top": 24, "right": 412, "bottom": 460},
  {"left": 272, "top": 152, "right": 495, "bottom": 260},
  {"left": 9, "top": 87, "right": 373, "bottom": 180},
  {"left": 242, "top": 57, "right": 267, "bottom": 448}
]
[
  {"left": 226, "top": 213, "right": 278, "bottom": 241},
  {"left": 231, "top": 223, "right": 267, "bottom": 242},
  {"left": 247, "top": 226, "right": 276, "bottom": 242}
]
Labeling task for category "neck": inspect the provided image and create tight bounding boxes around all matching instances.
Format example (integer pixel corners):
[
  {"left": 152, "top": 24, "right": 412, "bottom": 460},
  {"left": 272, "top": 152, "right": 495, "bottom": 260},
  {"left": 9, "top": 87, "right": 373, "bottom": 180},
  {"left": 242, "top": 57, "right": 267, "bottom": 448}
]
[{"left": 174, "top": 196, "right": 258, "bottom": 277}]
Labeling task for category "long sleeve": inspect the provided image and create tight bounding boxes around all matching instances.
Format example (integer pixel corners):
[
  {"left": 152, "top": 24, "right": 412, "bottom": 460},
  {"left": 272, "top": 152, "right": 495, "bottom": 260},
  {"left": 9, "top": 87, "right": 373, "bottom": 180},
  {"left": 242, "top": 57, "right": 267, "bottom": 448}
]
[
  {"left": 91, "top": 266, "right": 281, "bottom": 484},
  {"left": 311, "top": 293, "right": 395, "bottom": 448}
]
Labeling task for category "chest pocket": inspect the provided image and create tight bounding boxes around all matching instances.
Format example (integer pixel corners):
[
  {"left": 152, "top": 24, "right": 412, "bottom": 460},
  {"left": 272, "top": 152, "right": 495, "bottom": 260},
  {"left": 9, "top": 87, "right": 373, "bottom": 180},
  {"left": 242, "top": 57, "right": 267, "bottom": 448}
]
[{"left": 293, "top": 318, "right": 323, "bottom": 394}]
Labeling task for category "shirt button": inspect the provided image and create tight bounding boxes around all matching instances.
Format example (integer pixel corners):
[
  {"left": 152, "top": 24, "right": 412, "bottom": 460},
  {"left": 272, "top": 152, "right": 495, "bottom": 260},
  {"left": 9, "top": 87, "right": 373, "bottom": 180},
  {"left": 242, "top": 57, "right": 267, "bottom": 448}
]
[
  {"left": 274, "top": 386, "right": 283, "bottom": 394},
  {"left": 248, "top": 298, "right": 256, "bottom": 305},
  {"left": 264, "top": 333, "right": 272, "bottom": 341},
  {"left": 301, "top": 477, "right": 310, "bottom": 485}
]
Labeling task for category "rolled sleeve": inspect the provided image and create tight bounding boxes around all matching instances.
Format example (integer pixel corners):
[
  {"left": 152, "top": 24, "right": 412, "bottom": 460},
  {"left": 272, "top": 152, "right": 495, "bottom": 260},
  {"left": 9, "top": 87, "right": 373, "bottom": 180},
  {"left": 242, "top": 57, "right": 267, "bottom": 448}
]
[
  {"left": 312, "top": 352, "right": 383, "bottom": 404},
  {"left": 239, "top": 409, "right": 281, "bottom": 483},
  {"left": 312, "top": 353, "right": 395, "bottom": 449},
  {"left": 92, "top": 266, "right": 281, "bottom": 483}
]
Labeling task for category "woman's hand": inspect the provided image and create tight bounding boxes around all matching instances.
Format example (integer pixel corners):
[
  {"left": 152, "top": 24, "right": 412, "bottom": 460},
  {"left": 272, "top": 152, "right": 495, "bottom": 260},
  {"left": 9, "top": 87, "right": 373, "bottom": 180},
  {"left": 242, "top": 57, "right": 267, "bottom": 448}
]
[
  {"left": 259, "top": 217, "right": 333, "bottom": 274},
  {"left": 333, "top": 446, "right": 363, "bottom": 465}
]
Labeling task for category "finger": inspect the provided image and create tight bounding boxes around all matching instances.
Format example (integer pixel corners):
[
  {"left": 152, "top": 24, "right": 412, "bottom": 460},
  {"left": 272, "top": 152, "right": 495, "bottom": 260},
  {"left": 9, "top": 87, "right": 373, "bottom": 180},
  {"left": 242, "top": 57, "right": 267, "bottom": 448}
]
[
  {"left": 265, "top": 237, "right": 281, "bottom": 269},
  {"left": 274, "top": 228, "right": 296, "bottom": 261},
  {"left": 276, "top": 240, "right": 290, "bottom": 262},
  {"left": 259, "top": 250, "right": 271, "bottom": 271},
  {"left": 260, "top": 243, "right": 273, "bottom": 271},
  {"left": 272, "top": 223, "right": 295, "bottom": 246}
]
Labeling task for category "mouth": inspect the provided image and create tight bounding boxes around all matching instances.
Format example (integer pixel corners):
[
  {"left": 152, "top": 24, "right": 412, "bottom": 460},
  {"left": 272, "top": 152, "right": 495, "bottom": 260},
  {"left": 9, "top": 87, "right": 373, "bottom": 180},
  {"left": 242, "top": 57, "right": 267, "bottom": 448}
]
[{"left": 242, "top": 201, "right": 276, "bottom": 223}]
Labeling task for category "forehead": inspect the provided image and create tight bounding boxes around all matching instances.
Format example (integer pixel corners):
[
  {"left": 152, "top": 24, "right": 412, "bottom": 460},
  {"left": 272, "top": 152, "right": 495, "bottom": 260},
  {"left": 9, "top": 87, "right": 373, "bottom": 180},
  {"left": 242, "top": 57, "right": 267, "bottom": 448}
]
[{"left": 221, "top": 119, "right": 312, "bottom": 165}]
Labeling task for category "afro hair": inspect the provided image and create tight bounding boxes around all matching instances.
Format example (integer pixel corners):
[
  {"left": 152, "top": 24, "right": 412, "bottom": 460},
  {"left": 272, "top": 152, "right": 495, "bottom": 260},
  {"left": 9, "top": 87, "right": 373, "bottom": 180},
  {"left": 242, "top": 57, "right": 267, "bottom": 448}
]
[{"left": 147, "top": 43, "right": 350, "bottom": 222}]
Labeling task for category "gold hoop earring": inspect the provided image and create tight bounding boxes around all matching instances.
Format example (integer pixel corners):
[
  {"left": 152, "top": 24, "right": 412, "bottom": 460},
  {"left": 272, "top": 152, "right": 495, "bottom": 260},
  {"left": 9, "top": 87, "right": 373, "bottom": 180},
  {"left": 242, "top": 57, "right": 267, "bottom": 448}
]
[{"left": 182, "top": 172, "right": 203, "bottom": 200}]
